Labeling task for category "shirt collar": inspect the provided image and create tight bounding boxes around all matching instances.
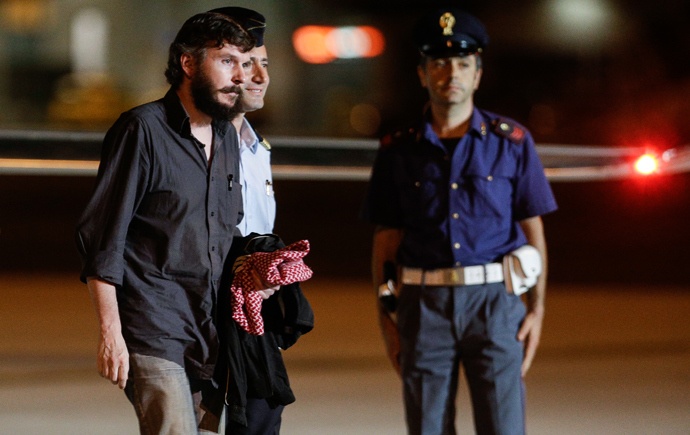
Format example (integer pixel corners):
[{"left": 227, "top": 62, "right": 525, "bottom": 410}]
[
  {"left": 467, "top": 107, "right": 487, "bottom": 139},
  {"left": 421, "top": 106, "right": 486, "bottom": 146},
  {"left": 162, "top": 88, "right": 233, "bottom": 140},
  {"left": 237, "top": 118, "right": 259, "bottom": 154}
]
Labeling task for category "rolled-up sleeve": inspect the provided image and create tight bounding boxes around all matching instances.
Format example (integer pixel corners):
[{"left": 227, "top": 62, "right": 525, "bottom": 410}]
[{"left": 76, "top": 114, "right": 150, "bottom": 284}]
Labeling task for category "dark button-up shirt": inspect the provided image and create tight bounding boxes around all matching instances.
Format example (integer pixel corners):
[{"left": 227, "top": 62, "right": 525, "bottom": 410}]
[
  {"left": 362, "top": 107, "right": 557, "bottom": 269},
  {"left": 76, "top": 89, "right": 243, "bottom": 379}
]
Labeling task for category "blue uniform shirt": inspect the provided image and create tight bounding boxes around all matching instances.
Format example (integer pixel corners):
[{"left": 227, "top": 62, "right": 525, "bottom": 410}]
[
  {"left": 362, "top": 107, "right": 557, "bottom": 269},
  {"left": 237, "top": 118, "right": 276, "bottom": 235}
]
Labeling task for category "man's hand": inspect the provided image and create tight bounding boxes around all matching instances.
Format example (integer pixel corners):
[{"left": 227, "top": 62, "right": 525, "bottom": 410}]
[
  {"left": 250, "top": 267, "right": 280, "bottom": 300},
  {"left": 97, "top": 328, "right": 130, "bottom": 389},
  {"left": 86, "top": 277, "right": 130, "bottom": 390},
  {"left": 372, "top": 226, "right": 404, "bottom": 376},
  {"left": 517, "top": 216, "right": 548, "bottom": 377},
  {"left": 517, "top": 307, "right": 544, "bottom": 377}
]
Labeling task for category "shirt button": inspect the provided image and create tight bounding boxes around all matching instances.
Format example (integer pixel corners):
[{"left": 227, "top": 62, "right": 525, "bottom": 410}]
[
  {"left": 487, "top": 175, "right": 493, "bottom": 181},
  {"left": 451, "top": 183, "right": 458, "bottom": 190},
  {"left": 211, "top": 212, "right": 215, "bottom": 217},
  {"left": 211, "top": 246, "right": 216, "bottom": 252},
  {"left": 452, "top": 213, "right": 459, "bottom": 219},
  {"left": 454, "top": 242, "right": 461, "bottom": 249},
  {"left": 455, "top": 261, "right": 462, "bottom": 267},
  {"left": 414, "top": 181, "right": 421, "bottom": 187},
  {"left": 211, "top": 176, "right": 215, "bottom": 181}
]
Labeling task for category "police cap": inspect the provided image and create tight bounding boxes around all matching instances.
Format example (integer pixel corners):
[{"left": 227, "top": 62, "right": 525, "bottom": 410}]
[
  {"left": 413, "top": 8, "right": 488, "bottom": 57},
  {"left": 208, "top": 6, "right": 266, "bottom": 47}
]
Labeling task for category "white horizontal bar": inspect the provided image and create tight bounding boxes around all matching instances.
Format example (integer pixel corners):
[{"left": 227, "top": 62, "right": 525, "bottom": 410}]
[{"left": 2, "top": 146, "right": 690, "bottom": 182}]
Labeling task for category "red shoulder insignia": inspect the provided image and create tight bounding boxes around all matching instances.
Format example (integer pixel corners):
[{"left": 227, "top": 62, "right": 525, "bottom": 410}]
[
  {"left": 493, "top": 119, "right": 526, "bottom": 145},
  {"left": 380, "top": 128, "right": 417, "bottom": 149}
]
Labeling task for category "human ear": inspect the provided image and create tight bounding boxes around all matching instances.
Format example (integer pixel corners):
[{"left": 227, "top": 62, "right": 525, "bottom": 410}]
[
  {"left": 417, "top": 64, "right": 427, "bottom": 88},
  {"left": 473, "top": 67, "right": 483, "bottom": 91},
  {"left": 180, "top": 53, "right": 196, "bottom": 79}
]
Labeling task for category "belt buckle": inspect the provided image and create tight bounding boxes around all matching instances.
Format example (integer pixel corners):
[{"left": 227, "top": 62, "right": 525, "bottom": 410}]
[
  {"left": 463, "top": 265, "right": 485, "bottom": 286},
  {"left": 445, "top": 268, "right": 459, "bottom": 285}
]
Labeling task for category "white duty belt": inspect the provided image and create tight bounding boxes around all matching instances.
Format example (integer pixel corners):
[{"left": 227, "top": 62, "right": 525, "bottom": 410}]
[
  {"left": 401, "top": 263, "right": 504, "bottom": 287},
  {"left": 400, "top": 245, "right": 543, "bottom": 295}
]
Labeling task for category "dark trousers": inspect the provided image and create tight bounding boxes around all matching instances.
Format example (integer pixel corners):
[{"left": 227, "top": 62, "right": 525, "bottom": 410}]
[
  {"left": 226, "top": 398, "right": 284, "bottom": 435},
  {"left": 398, "top": 282, "right": 527, "bottom": 435}
]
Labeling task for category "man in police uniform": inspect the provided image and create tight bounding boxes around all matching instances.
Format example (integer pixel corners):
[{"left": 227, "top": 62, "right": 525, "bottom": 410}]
[
  {"left": 207, "top": 7, "right": 283, "bottom": 435},
  {"left": 362, "top": 8, "right": 557, "bottom": 435},
  {"left": 209, "top": 6, "right": 276, "bottom": 238}
]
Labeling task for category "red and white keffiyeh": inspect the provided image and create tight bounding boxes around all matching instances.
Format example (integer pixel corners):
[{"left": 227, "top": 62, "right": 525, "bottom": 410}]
[{"left": 230, "top": 240, "right": 313, "bottom": 335}]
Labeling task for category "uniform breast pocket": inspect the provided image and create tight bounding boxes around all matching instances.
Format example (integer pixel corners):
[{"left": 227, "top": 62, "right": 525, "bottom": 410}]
[
  {"left": 396, "top": 162, "right": 445, "bottom": 220},
  {"left": 462, "top": 171, "right": 513, "bottom": 218}
]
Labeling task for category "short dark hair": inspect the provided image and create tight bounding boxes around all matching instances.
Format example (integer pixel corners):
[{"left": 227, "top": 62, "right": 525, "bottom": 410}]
[{"left": 165, "top": 12, "right": 255, "bottom": 88}]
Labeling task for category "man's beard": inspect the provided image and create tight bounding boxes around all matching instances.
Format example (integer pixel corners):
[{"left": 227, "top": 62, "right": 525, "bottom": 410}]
[{"left": 190, "top": 69, "right": 243, "bottom": 121}]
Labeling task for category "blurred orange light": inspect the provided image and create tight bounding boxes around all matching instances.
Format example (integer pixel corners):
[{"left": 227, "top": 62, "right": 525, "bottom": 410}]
[
  {"left": 292, "top": 26, "right": 336, "bottom": 64},
  {"left": 634, "top": 154, "right": 658, "bottom": 175},
  {"left": 293, "top": 25, "right": 385, "bottom": 64}
]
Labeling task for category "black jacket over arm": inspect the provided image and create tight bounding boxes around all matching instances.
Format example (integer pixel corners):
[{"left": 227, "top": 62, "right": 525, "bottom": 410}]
[{"left": 220, "top": 233, "right": 315, "bottom": 426}]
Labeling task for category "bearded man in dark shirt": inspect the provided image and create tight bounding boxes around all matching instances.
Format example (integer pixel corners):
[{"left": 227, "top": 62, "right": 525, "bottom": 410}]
[{"left": 76, "top": 11, "right": 276, "bottom": 434}]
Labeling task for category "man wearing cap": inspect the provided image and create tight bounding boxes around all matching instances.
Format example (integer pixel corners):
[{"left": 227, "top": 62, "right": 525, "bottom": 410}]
[
  {"left": 207, "top": 7, "right": 287, "bottom": 435},
  {"left": 209, "top": 6, "right": 275, "bottom": 239},
  {"left": 75, "top": 11, "right": 278, "bottom": 434},
  {"left": 362, "top": 8, "right": 557, "bottom": 435}
]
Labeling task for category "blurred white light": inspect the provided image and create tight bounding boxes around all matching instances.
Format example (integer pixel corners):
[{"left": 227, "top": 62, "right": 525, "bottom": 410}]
[
  {"left": 548, "top": 0, "right": 616, "bottom": 47},
  {"left": 71, "top": 8, "right": 109, "bottom": 74},
  {"left": 634, "top": 154, "right": 658, "bottom": 175},
  {"left": 552, "top": 0, "right": 609, "bottom": 26},
  {"left": 327, "top": 27, "right": 373, "bottom": 59}
]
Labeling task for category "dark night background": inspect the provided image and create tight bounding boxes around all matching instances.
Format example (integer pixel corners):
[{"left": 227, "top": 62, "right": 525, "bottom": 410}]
[{"left": 1, "top": 0, "right": 689, "bottom": 286}]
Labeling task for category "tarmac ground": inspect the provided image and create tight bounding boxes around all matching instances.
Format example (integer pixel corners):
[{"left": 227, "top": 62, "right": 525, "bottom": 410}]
[{"left": 1, "top": 273, "right": 689, "bottom": 434}]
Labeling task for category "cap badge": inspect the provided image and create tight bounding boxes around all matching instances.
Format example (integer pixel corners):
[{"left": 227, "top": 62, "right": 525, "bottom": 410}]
[{"left": 440, "top": 12, "right": 455, "bottom": 36}]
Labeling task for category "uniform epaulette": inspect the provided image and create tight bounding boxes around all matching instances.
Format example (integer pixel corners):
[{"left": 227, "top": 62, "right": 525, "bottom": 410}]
[
  {"left": 380, "top": 127, "right": 418, "bottom": 149},
  {"left": 493, "top": 118, "right": 526, "bottom": 145},
  {"left": 255, "top": 130, "right": 271, "bottom": 151}
]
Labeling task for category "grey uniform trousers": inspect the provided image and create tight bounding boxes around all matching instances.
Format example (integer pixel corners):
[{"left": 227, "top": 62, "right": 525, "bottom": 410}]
[{"left": 397, "top": 282, "right": 527, "bottom": 435}]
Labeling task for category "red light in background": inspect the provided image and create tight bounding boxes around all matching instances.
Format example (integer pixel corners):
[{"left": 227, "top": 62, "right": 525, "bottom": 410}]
[
  {"left": 293, "top": 25, "right": 385, "bottom": 64},
  {"left": 634, "top": 154, "right": 659, "bottom": 175}
]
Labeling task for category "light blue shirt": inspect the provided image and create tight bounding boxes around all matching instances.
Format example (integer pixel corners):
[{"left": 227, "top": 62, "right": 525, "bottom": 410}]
[{"left": 237, "top": 118, "right": 276, "bottom": 236}]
